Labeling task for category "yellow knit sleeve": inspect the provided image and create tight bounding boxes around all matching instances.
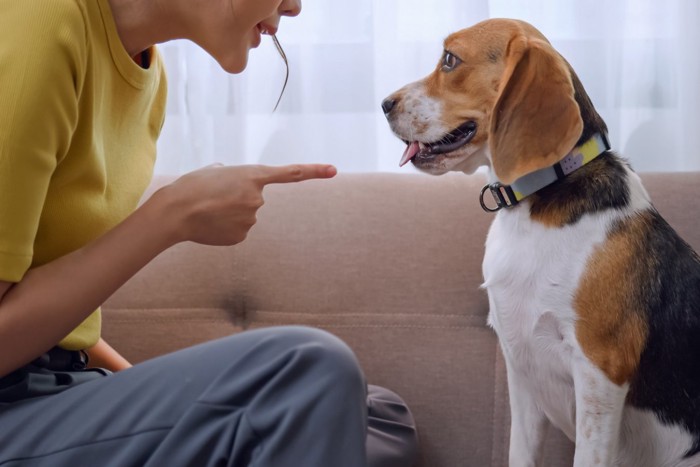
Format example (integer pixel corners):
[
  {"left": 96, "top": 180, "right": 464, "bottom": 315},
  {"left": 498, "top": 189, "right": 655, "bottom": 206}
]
[{"left": 0, "top": 1, "right": 87, "bottom": 282}]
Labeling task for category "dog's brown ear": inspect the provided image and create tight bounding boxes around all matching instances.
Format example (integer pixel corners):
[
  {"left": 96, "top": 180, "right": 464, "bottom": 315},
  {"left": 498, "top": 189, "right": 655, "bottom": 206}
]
[{"left": 490, "top": 37, "right": 583, "bottom": 185}]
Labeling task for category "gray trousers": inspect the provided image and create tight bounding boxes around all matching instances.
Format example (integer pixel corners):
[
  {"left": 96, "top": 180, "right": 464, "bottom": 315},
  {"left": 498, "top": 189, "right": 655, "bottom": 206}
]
[{"left": 0, "top": 326, "right": 418, "bottom": 466}]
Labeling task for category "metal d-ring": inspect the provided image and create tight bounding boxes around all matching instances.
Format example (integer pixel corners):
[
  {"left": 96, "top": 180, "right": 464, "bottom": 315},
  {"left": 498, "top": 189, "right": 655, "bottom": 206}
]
[{"left": 479, "top": 184, "right": 502, "bottom": 213}]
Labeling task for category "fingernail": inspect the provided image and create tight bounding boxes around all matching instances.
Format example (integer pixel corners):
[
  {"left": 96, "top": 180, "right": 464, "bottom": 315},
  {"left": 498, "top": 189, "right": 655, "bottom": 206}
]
[{"left": 326, "top": 166, "right": 337, "bottom": 177}]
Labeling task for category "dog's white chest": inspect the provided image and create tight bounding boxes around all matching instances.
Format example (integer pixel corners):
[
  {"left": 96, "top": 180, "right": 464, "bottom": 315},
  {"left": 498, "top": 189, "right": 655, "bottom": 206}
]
[
  {"left": 482, "top": 206, "right": 610, "bottom": 436},
  {"left": 482, "top": 205, "right": 609, "bottom": 341}
]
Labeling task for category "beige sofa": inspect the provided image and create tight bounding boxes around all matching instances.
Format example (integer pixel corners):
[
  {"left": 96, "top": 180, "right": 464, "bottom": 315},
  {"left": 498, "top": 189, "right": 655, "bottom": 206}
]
[{"left": 102, "top": 171, "right": 700, "bottom": 467}]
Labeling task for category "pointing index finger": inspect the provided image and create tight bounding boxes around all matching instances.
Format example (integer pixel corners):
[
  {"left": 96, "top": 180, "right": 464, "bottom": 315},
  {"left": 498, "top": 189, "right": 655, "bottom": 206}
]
[{"left": 256, "top": 164, "right": 337, "bottom": 185}]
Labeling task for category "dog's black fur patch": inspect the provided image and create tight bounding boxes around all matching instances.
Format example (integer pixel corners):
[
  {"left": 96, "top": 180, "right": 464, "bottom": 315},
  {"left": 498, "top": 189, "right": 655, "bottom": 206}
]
[{"left": 623, "top": 210, "right": 700, "bottom": 457}]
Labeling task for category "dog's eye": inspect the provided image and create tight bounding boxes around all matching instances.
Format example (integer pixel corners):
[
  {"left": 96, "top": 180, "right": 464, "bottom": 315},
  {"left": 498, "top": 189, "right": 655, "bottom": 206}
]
[{"left": 441, "top": 52, "right": 462, "bottom": 72}]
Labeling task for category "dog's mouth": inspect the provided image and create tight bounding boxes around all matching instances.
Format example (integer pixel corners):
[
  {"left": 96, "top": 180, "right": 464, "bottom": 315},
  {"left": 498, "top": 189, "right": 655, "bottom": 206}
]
[{"left": 399, "top": 121, "right": 477, "bottom": 167}]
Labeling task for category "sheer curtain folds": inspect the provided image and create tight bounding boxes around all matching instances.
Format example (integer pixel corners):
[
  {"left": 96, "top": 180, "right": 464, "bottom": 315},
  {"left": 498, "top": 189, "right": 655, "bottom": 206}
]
[{"left": 155, "top": 0, "right": 700, "bottom": 175}]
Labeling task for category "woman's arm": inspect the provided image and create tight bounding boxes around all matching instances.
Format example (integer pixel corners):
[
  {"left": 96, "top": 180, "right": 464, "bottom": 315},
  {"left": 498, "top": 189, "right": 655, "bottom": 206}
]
[
  {"left": 0, "top": 164, "right": 335, "bottom": 379},
  {"left": 0, "top": 191, "right": 174, "bottom": 378}
]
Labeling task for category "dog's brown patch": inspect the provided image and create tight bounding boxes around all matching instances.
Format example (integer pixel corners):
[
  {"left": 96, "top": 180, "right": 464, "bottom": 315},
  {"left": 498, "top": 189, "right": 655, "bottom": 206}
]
[
  {"left": 574, "top": 212, "right": 653, "bottom": 385},
  {"left": 528, "top": 195, "right": 582, "bottom": 228}
]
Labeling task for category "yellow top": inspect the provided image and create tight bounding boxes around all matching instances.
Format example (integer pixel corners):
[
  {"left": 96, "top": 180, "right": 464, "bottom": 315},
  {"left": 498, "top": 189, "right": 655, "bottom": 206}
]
[{"left": 0, "top": 0, "right": 167, "bottom": 350}]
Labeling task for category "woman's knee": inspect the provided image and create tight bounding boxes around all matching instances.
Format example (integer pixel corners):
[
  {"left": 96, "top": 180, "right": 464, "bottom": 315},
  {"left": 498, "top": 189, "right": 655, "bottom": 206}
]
[
  {"left": 279, "top": 326, "right": 365, "bottom": 386},
  {"left": 245, "top": 326, "right": 366, "bottom": 393}
]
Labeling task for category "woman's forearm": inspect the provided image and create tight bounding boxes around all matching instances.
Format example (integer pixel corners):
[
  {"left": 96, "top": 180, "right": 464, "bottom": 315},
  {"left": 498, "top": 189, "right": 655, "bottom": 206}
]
[{"left": 0, "top": 194, "right": 175, "bottom": 378}]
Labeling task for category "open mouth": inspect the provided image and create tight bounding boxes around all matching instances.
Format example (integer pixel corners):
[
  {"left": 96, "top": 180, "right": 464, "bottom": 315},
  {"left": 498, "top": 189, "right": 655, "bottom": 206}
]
[
  {"left": 399, "top": 121, "right": 477, "bottom": 167},
  {"left": 257, "top": 23, "right": 278, "bottom": 36}
]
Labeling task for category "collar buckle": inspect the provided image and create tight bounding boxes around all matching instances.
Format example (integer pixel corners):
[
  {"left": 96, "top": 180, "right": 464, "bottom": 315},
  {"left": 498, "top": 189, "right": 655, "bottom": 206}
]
[{"left": 480, "top": 183, "right": 518, "bottom": 213}]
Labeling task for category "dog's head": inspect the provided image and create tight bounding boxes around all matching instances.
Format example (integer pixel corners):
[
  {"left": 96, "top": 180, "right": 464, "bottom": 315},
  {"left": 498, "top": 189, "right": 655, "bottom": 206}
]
[{"left": 383, "top": 19, "right": 603, "bottom": 185}]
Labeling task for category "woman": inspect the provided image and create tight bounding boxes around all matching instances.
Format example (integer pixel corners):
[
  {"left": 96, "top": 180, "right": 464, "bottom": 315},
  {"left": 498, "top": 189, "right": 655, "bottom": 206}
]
[{"left": 0, "top": 0, "right": 418, "bottom": 465}]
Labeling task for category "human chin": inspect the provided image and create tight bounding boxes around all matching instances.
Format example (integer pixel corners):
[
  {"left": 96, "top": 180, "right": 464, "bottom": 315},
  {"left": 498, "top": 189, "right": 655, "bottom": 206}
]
[{"left": 217, "top": 48, "right": 250, "bottom": 74}]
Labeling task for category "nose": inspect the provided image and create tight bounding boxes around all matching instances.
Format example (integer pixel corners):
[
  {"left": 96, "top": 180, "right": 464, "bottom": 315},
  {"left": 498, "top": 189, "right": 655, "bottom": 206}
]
[
  {"left": 280, "top": 0, "right": 302, "bottom": 17},
  {"left": 381, "top": 98, "right": 397, "bottom": 115}
]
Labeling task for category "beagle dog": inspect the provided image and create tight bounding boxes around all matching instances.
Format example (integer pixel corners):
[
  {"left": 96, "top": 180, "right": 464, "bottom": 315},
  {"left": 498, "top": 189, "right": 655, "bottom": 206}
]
[{"left": 382, "top": 18, "right": 700, "bottom": 467}]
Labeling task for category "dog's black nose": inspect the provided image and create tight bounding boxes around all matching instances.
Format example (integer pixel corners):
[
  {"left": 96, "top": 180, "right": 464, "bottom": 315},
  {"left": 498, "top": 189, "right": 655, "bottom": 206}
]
[{"left": 381, "top": 98, "right": 397, "bottom": 115}]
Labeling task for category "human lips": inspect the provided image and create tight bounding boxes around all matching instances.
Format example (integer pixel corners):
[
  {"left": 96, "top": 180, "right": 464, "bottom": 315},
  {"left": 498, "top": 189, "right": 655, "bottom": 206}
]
[
  {"left": 252, "top": 23, "right": 277, "bottom": 48},
  {"left": 256, "top": 23, "right": 278, "bottom": 36}
]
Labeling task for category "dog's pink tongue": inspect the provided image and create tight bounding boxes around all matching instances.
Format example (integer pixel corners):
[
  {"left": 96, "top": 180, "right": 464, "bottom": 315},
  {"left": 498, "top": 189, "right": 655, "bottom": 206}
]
[{"left": 400, "top": 142, "right": 420, "bottom": 167}]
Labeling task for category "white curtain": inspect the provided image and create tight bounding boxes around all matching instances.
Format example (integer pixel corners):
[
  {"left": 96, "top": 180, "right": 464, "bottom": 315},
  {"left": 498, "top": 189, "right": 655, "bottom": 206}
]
[{"left": 155, "top": 0, "right": 700, "bottom": 175}]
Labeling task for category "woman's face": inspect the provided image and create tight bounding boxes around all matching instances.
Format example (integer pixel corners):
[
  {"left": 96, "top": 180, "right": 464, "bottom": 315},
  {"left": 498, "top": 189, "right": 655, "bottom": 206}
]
[{"left": 200, "top": 0, "right": 301, "bottom": 73}]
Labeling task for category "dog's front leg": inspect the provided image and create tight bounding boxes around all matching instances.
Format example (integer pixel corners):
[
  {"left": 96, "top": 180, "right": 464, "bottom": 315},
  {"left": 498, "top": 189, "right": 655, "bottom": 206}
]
[
  {"left": 505, "top": 362, "right": 548, "bottom": 467},
  {"left": 572, "top": 357, "right": 627, "bottom": 467}
]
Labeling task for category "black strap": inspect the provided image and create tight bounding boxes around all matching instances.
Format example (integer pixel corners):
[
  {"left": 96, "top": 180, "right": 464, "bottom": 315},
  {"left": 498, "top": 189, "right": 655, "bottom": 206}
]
[
  {"left": 31, "top": 347, "right": 88, "bottom": 372},
  {"left": 0, "top": 349, "right": 108, "bottom": 404}
]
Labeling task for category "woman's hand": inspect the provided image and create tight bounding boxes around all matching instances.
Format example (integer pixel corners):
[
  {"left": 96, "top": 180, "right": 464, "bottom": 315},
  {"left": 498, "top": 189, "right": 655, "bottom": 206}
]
[
  {"left": 149, "top": 164, "right": 337, "bottom": 247},
  {"left": 85, "top": 338, "right": 132, "bottom": 372}
]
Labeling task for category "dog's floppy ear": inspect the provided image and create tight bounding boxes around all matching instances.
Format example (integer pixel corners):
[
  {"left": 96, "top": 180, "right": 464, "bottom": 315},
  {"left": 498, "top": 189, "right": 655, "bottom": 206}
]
[{"left": 489, "top": 36, "right": 583, "bottom": 185}]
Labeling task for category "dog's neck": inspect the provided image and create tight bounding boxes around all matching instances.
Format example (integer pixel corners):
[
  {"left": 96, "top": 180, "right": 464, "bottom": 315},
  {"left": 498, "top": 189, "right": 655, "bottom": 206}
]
[
  {"left": 480, "top": 64, "right": 632, "bottom": 227},
  {"left": 480, "top": 132, "right": 611, "bottom": 213}
]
